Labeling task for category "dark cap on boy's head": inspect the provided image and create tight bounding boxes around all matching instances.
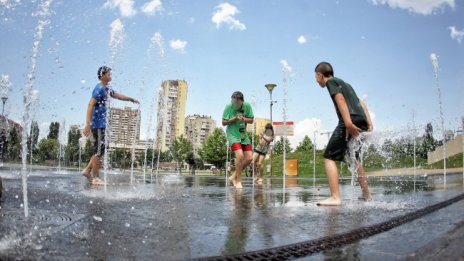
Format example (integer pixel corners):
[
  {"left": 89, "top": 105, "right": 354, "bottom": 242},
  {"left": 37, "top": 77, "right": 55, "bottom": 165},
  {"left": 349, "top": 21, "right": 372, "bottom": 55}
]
[
  {"left": 231, "top": 91, "right": 244, "bottom": 101},
  {"left": 98, "top": 66, "right": 112, "bottom": 80}
]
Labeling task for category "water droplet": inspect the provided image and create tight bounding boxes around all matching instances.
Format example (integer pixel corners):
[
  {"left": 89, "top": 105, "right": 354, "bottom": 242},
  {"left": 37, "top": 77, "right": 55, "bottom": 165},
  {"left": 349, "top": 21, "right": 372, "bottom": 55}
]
[
  {"left": 125, "top": 223, "right": 130, "bottom": 228},
  {"left": 93, "top": 215, "right": 102, "bottom": 222}
]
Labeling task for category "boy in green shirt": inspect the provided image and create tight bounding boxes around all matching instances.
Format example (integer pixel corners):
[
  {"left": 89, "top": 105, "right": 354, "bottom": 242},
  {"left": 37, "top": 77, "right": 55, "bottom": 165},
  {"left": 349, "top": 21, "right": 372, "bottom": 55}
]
[
  {"left": 314, "top": 62, "right": 373, "bottom": 206},
  {"left": 222, "top": 91, "right": 254, "bottom": 189}
]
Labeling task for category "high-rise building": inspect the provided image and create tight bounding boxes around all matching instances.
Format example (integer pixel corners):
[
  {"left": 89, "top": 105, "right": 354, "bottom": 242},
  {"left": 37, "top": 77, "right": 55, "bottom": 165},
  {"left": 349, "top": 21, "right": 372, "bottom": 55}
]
[
  {"left": 246, "top": 117, "right": 271, "bottom": 136},
  {"left": 109, "top": 106, "right": 141, "bottom": 145},
  {"left": 156, "top": 80, "right": 188, "bottom": 151},
  {"left": 185, "top": 114, "right": 216, "bottom": 154}
]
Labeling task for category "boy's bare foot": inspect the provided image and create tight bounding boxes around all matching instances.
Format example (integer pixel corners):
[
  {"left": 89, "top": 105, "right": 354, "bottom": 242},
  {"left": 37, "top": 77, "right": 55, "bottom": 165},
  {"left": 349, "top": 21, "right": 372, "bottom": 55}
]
[
  {"left": 81, "top": 168, "right": 91, "bottom": 180},
  {"left": 91, "top": 177, "right": 105, "bottom": 185},
  {"left": 228, "top": 175, "right": 237, "bottom": 186},
  {"left": 235, "top": 181, "right": 243, "bottom": 189},
  {"left": 316, "top": 197, "right": 341, "bottom": 206},
  {"left": 257, "top": 178, "right": 263, "bottom": 184}
]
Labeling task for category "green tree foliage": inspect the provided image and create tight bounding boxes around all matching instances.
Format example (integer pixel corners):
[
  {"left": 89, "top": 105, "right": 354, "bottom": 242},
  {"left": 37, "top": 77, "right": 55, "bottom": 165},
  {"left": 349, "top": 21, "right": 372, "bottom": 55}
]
[
  {"left": 273, "top": 136, "right": 292, "bottom": 155},
  {"left": 82, "top": 139, "right": 94, "bottom": 165},
  {"left": 27, "top": 121, "right": 40, "bottom": 163},
  {"left": 295, "top": 135, "right": 313, "bottom": 152},
  {"left": 111, "top": 148, "right": 131, "bottom": 169},
  {"left": 37, "top": 138, "right": 59, "bottom": 162},
  {"left": 198, "top": 128, "right": 227, "bottom": 170},
  {"left": 170, "top": 135, "right": 193, "bottom": 174},
  {"left": 418, "top": 123, "right": 436, "bottom": 159},
  {"left": 7, "top": 126, "right": 21, "bottom": 161},
  {"left": 47, "top": 122, "right": 60, "bottom": 140},
  {"left": 65, "top": 126, "right": 81, "bottom": 166}
]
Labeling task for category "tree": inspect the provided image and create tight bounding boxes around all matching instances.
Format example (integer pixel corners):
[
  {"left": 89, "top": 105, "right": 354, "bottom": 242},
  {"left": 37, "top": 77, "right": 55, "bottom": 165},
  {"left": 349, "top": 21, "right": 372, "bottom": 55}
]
[
  {"left": 47, "top": 122, "right": 60, "bottom": 140},
  {"left": 7, "top": 126, "right": 21, "bottom": 161},
  {"left": 418, "top": 123, "right": 436, "bottom": 159},
  {"left": 65, "top": 126, "right": 81, "bottom": 166},
  {"left": 198, "top": 128, "right": 227, "bottom": 171},
  {"left": 111, "top": 148, "right": 131, "bottom": 169},
  {"left": 82, "top": 139, "right": 94, "bottom": 166},
  {"left": 170, "top": 135, "right": 193, "bottom": 174},
  {"left": 295, "top": 135, "right": 313, "bottom": 152},
  {"left": 37, "top": 138, "right": 59, "bottom": 163},
  {"left": 27, "top": 121, "right": 40, "bottom": 163},
  {"left": 273, "top": 136, "right": 292, "bottom": 155}
]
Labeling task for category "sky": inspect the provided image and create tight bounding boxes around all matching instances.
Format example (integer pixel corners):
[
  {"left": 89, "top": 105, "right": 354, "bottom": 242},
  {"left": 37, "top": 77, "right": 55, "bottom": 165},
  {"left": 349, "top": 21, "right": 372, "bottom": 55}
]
[{"left": 0, "top": 0, "right": 463, "bottom": 149}]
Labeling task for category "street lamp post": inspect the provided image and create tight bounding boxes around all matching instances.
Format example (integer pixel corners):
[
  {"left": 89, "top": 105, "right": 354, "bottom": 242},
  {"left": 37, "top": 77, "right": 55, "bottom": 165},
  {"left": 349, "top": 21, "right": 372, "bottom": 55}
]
[{"left": 265, "top": 84, "right": 277, "bottom": 176}]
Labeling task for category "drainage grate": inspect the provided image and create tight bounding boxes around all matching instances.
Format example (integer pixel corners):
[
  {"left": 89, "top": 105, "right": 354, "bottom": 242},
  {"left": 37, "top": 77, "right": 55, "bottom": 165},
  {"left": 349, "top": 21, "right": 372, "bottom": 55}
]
[
  {"left": 0, "top": 210, "right": 76, "bottom": 226},
  {"left": 194, "top": 193, "right": 464, "bottom": 261}
]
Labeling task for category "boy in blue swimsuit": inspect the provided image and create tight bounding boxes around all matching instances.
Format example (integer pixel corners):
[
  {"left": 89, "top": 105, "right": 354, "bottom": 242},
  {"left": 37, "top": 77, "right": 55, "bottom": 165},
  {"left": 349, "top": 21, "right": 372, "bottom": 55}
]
[{"left": 81, "top": 66, "right": 139, "bottom": 185}]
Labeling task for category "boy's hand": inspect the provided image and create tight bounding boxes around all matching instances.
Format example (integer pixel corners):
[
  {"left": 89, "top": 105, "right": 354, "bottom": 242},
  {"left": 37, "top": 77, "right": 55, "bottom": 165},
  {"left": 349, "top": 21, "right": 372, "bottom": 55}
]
[
  {"left": 131, "top": 98, "right": 140, "bottom": 104},
  {"left": 345, "top": 123, "right": 361, "bottom": 140},
  {"left": 84, "top": 124, "right": 91, "bottom": 137}
]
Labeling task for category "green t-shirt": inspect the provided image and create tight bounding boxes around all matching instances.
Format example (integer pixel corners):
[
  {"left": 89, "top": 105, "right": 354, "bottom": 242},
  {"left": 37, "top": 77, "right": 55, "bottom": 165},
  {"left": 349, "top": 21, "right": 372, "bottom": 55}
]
[
  {"left": 222, "top": 101, "right": 254, "bottom": 145},
  {"left": 326, "top": 77, "right": 367, "bottom": 125}
]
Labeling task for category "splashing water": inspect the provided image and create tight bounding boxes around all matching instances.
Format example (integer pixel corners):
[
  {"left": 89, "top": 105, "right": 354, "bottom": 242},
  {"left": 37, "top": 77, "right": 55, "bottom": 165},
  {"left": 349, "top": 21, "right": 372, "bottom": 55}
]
[
  {"left": 109, "top": 18, "right": 125, "bottom": 65},
  {"left": 20, "top": 0, "right": 53, "bottom": 218},
  {"left": 280, "top": 59, "right": 292, "bottom": 201},
  {"left": 0, "top": 75, "right": 12, "bottom": 99},
  {"left": 346, "top": 133, "right": 370, "bottom": 200},
  {"left": 103, "top": 19, "right": 126, "bottom": 188},
  {"left": 430, "top": 53, "right": 447, "bottom": 187},
  {"left": 250, "top": 95, "right": 256, "bottom": 186},
  {"left": 130, "top": 105, "right": 141, "bottom": 184},
  {"left": 151, "top": 32, "right": 165, "bottom": 59}
]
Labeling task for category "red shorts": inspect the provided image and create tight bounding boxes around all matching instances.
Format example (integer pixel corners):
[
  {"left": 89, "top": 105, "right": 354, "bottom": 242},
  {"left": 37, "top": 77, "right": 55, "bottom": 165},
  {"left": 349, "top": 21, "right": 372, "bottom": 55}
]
[{"left": 231, "top": 143, "right": 252, "bottom": 152}]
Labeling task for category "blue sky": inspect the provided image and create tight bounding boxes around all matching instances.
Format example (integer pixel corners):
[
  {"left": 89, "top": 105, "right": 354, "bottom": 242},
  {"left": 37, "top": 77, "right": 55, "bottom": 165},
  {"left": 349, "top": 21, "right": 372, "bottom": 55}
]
[{"left": 0, "top": 0, "right": 463, "bottom": 148}]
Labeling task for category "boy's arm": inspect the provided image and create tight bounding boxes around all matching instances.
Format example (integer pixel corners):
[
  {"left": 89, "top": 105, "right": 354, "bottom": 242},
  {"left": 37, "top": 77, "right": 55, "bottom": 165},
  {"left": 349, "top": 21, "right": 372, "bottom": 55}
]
[
  {"left": 360, "top": 101, "right": 373, "bottom": 131},
  {"left": 112, "top": 92, "right": 139, "bottom": 104},
  {"left": 222, "top": 117, "right": 237, "bottom": 126},
  {"left": 333, "top": 93, "right": 361, "bottom": 139},
  {"left": 84, "top": 98, "right": 97, "bottom": 136},
  {"left": 237, "top": 116, "right": 253, "bottom": 124}
]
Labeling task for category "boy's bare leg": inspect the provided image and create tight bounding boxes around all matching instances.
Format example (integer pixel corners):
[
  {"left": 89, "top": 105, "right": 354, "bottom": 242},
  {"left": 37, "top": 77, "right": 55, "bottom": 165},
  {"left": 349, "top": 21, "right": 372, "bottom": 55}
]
[
  {"left": 92, "top": 156, "right": 101, "bottom": 178},
  {"left": 233, "top": 150, "right": 244, "bottom": 189},
  {"left": 251, "top": 153, "right": 259, "bottom": 182},
  {"left": 356, "top": 163, "right": 372, "bottom": 201},
  {"left": 257, "top": 155, "right": 265, "bottom": 183},
  {"left": 317, "top": 158, "right": 341, "bottom": 206},
  {"left": 81, "top": 158, "right": 93, "bottom": 179}
]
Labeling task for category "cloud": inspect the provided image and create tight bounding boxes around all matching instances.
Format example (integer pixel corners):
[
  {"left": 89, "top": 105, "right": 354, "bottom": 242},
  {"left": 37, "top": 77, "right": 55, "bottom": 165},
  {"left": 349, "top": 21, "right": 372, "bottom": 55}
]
[
  {"left": 287, "top": 118, "right": 329, "bottom": 149},
  {"left": 212, "top": 2, "right": 246, "bottom": 31},
  {"left": 170, "top": 39, "right": 187, "bottom": 52},
  {"left": 368, "top": 0, "right": 455, "bottom": 15},
  {"left": 449, "top": 26, "right": 464, "bottom": 43},
  {"left": 103, "top": 0, "right": 137, "bottom": 17},
  {"left": 297, "top": 35, "right": 307, "bottom": 44},
  {"left": 142, "top": 0, "right": 163, "bottom": 15}
]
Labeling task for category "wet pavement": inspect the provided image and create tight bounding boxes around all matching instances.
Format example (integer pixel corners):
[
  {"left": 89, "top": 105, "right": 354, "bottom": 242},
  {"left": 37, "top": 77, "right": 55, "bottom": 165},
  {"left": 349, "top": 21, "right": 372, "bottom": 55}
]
[{"left": 0, "top": 166, "right": 463, "bottom": 260}]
